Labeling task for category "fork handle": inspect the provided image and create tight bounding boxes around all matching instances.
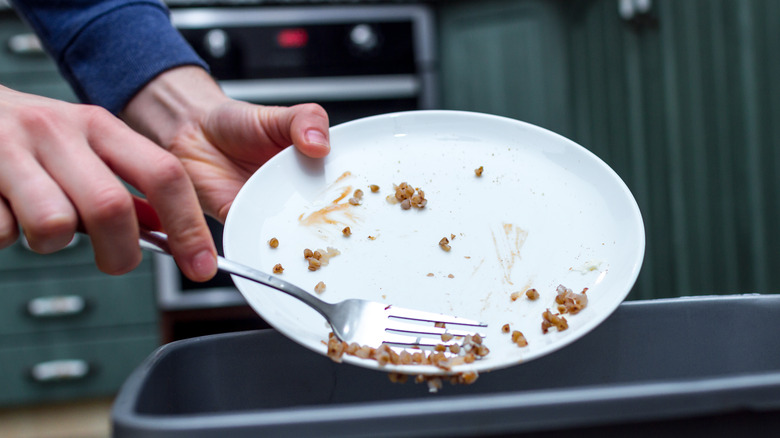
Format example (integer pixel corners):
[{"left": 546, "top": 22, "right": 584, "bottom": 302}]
[{"left": 138, "top": 229, "right": 334, "bottom": 320}]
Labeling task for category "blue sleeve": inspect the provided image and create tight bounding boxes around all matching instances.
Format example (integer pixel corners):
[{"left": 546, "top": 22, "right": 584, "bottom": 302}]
[{"left": 10, "top": 0, "right": 209, "bottom": 114}]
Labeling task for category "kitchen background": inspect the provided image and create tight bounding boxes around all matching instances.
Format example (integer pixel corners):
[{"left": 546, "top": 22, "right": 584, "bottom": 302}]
[{"left": 1, "top": 0, "right": 779, "bottom": 436}]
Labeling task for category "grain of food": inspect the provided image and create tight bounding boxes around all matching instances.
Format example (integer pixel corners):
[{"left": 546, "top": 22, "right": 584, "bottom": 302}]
[
  {"left": 475, "top": 166, "right": 484, "bottom": 177},
  {"left": 369, "top": 184, "right": 380, "bottom": 193},
  {"left": 541, "top": 309, "right": 568, "bottom": 334},
  {"left": 304, "top": 246, "right": 340, "bottom": 271},
  {"left": 307, "top": 258, "right": 322, "bottom": 271},
  {"left": 459, "top": 371, "right": 479, "bottom": 385},
  {"left": 324, "top": 328, "right": 489, "bottom": 391},
  {"left": 511, "top": 330, "right": 528, "bottom": 347},
  {"left": 342, "top": 226, "right": 352, "bottom": 237},
  {"left": 439, "top": 237, "right": 452, "bottom": 252},
  {"left": 268, "top": 237, "right": 279, "bottom": 248},
  {"left": 554, "top": 285, "right": 588, "bottom": 314},
  {"left": 348, "top": 188, "right": 364, "bottom": 206},
  {"left": 501, "top": 324, "right": 510, "bottom": 333},
  {"left": 272, "top": 263, "right": 284, "bottom": 274},
  {"left": 391, "top": 182, "right": 427, "bottom": 209},
  {"left": 388, "top": 373, "right": 409, "bottom": 384},
  {"left": 314, "top": 281, "right": 326, "bottom": 294},
  {"left": 510, "top": 291, "right": 522, "bottom": 302},
  {"left": 425, "top": 377, "right": 443, "bottom": 393},
  {"left": 526, "top": 288, "right": 540, "bottom": 300},
  {"left": 326, "top": 335, "right": 347, "bottom": 362}
]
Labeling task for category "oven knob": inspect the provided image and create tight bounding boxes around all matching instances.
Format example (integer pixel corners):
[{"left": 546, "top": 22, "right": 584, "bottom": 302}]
[
  {"left": 204, "top": 29, "right": 229, "bottom": 59},
  {"left": 349, "top": 24, "right": 379, "bottom": 53}
]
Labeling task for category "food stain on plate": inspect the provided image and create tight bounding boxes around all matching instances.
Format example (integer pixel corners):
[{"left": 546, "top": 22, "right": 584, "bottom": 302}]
[
  {"left": 298, "top": 172, "right": 362, "bottom": 229},
  {"left": 491, "top": 223, "right": 529, "bottom": 286}
]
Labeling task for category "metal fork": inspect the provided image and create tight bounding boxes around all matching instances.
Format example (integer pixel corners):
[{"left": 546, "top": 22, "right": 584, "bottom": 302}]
[{"left": 139, "top": 229, "right": 486, "bottom": 348}]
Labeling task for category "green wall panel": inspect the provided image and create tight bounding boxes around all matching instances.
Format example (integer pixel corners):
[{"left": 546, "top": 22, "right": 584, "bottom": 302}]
[{"left": 439, "top": 0, "right": 780, "bottom": 299}]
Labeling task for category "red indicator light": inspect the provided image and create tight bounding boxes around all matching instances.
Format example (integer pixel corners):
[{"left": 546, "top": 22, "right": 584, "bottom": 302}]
[{"left": 277, "top": 28, "right": 308, "bottom": 49}]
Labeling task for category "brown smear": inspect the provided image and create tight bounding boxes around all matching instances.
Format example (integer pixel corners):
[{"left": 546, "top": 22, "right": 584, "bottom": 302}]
[
  {"left": 298, "top": 172, "right": 358, "bottom": 227},
  {"left": 491, "top": 223, "right": 529, "bottom": 285}
]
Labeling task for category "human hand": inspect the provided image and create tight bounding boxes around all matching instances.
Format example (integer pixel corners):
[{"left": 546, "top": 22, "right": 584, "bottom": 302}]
[
  {"left": 0, "top": 84, "right": 217, "bottom": 280},
  {"left": 122, "top": 66, "right": 330, "bottom": 222}
]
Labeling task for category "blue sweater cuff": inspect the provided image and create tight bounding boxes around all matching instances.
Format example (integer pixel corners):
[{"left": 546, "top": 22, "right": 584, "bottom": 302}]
[{"left": 59, "top": 3, "right": 208, "bottom": 114}]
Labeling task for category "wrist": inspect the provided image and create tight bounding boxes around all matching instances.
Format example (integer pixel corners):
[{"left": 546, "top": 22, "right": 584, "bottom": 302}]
[{"left": 120, "top": 66, "right": 229, "bottom": 148}]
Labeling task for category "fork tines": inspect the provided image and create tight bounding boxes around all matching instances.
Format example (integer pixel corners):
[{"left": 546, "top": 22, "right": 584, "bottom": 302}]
[{"left": 383, "top": 305, "right": 487, "bottom": 347}]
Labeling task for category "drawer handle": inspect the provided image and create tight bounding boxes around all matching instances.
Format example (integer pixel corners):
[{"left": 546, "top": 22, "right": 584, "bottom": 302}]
[
  {"left": 7, "top": 32, "right": 45, "bottom": 55},
  {"left": 30, "top": 359, "right": 90, "bottom": 383},
  {"left": 27, "top": 295, "right": 87, "bottom": 318}
]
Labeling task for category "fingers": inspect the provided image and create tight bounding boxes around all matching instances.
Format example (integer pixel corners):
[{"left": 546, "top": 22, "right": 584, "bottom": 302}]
[
  {"left": 27, "top": 107, "right": 142, "bottom": 273},
  {"left": 88, "top": 115, "right": 217, "bottom": 282},
  {"left": 286, "top": 103, "right": 331, "bottom": 158},
  {"left": 0, "top": 196, "right": 19, "bottom": 249},
  {"left": 0, "top": 144, "right": 79, "bottom": 254}
]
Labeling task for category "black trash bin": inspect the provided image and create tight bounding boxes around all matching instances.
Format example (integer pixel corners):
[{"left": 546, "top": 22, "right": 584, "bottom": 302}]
[{"left": 112, "top": 294, "right": 780, "bottom": 437}]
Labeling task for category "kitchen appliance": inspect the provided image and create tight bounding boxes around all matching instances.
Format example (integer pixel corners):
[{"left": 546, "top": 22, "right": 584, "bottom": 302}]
[{"left": 153, "top": 4, "right": 437, "bottom": 337}]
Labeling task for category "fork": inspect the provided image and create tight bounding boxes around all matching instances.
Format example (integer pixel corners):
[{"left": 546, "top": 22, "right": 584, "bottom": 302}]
[{"left": 139, "top": 229, "right": 487, "bottom": 348}]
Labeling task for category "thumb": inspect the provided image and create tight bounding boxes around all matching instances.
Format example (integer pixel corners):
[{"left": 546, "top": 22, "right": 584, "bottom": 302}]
[{"left": 282, "top": 103, "right": 331, "bottom": 158}]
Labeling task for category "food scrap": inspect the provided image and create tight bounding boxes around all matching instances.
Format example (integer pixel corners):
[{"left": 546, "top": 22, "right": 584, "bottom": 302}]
[
  {"left": 439, "top": 237, "right": 452, "bottom": 252},
  {"left": 304, "top": 247, "right": 340, "bottom": 271},
  {"left": 348, "top": 189, "right": 364, "bottom": 206},
  {"left": 554, "top": 285, "right": 588, "bottom": 315},
  {"left": 511, "top": 330, "right": 528, "bottom": 347},
  {"left": 388, "top": 182, "right": 427, "bottom": 210},
  {"left": 325, "top": 330, "right": 490, "bottom": 392},
  {"left": 541, "top": 309, "right": 568, "bottom": 333},
  {"left": 369, "top": 184, "right": 380, "bottom": 193},
  {"left": 526, "top": 288, "right": 540, "bottom": 300},
  {"left": 342, "top": 226, "right": 352, "bottom": 237},
  {"left": 475, "top": 166, "right": 484, "bottom": 177},
  {"left": 272, "top": 263, "right": 284, "bottom": 274},
  {"left": 314, "top": 281, "right": 326, "bottom": 294},
  {"left": 268, "top": 237, "right": 279, "bottom": 248}
]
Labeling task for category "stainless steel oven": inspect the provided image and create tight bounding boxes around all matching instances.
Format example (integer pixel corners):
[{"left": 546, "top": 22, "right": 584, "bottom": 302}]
[{"left": 154, "top": 4, "right": 438, "bottom": 316}]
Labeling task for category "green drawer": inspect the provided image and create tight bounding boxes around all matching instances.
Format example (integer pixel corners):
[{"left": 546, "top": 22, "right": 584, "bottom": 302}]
[
  {"left": 0, "top": 328, "right": 159, "bottom": 406},
  {"left": 0, "top": 266, "right": 156, "bottom": 336},
  {"left": 0, "top": 234, "right": 97, "bottom": 271},
  {"left": 0, "top": 70, "right": 77, "bottom": 102}
]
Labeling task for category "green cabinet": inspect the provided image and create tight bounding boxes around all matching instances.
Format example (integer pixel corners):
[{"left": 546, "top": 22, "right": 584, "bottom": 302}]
[
  {"left": 438, "top": 0, "right": 780, "bottom": 300},
  {"left": 0, "top": 238, "right": 160, "bottom": 407}
]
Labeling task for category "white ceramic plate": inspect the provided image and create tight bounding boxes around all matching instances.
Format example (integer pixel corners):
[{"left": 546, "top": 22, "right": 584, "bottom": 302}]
[{"left": 224, "top": 110, "right": 645, "bottom": 376}]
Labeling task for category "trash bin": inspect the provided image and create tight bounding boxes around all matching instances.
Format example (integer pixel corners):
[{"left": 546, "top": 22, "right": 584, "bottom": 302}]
[{"left": 112, "top": 294, "right": 780, "bottom": 437}]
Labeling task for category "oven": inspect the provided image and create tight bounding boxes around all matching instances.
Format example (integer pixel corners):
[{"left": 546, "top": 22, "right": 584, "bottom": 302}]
[{"left": 153, "top": 4, "right": 438, "bottom": 338}]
